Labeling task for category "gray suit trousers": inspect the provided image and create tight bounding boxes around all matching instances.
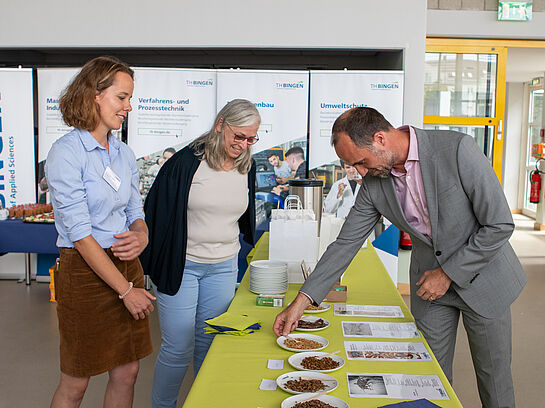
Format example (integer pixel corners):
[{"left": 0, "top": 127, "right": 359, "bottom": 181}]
[{"left": 415, "top": 288, "right": 514, "bottom": 408}]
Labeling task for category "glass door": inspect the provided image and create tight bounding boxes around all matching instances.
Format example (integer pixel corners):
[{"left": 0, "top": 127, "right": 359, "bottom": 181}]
[
  {"left": 522, "top": 84, "right": 543, "bottom": 216},
  {"left": 425, "top": 39, "right": 507, "bottom": 181}
]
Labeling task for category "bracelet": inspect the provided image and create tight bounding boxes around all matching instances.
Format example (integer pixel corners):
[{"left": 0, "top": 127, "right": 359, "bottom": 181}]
[{"left": 119, "top": 282, "right": 134, "bottom": 299}]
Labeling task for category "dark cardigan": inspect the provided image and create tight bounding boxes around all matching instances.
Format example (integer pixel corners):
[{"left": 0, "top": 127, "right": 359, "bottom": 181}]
[{"left": 139, "top": 146, "right": 256, "bottom": 295}]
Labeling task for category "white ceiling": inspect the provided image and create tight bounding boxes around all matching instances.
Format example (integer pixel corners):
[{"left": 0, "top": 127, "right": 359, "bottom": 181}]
[{"left": 507, "top": 47, "right": 545, "bottom": 83}]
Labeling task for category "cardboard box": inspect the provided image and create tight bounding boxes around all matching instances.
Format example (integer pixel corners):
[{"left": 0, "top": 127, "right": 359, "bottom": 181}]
[{"left": 323, "top": 282, "right": 347, "bottom": 302}]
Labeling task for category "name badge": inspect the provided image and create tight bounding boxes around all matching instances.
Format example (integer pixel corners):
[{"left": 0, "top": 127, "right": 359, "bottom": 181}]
[{"left": 103, "top": 166, "right": 121, "bottom": 191}]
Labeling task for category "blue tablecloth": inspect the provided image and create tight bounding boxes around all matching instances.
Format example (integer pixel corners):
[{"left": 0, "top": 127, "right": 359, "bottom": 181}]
[
  {"left": 0, "top": 219, "right": 58, "bottom": 254},
  {"left": 0, "top": 217, "right": 265, "bottom": 274}
]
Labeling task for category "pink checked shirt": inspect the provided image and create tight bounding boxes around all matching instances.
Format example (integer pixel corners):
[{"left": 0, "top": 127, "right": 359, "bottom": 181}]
[{"left": 391, "top": 126, "right": 432, "bottom": 242}]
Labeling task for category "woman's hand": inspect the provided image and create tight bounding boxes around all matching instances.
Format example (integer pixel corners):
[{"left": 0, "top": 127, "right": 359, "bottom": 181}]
[
  {"left": 112, "top": 230, "right": 148, "bottom": 260},
  {"left": 112, "top": 218, "right": 149, "bottom": 260},
  {"left": 122, "top": 287, "right": 156, "bottom": 320}
]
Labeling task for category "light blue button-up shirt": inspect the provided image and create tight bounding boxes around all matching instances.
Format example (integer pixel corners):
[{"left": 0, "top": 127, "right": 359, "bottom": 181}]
[{"left": 45, "top": 128, "right": 144, "bottom": 248}]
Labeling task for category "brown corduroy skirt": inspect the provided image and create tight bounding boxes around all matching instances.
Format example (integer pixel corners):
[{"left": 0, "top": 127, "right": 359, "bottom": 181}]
[{"left": 55, "top": 248, "right": 153, "bottom": 377}]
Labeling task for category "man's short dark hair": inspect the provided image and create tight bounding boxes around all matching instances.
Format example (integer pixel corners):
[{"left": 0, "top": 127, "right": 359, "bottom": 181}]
[
  {"left": 331, "top": 107, "right": 393, "bottom": 148},
  {"left": 285, "top": 146, "right": 304, "bottom": 159},
  {"left": 267, "top": 152, "right": 279, "bottom": 159},
  {"left": 163, "top": 147, "right": 176, "bottom": 155}
]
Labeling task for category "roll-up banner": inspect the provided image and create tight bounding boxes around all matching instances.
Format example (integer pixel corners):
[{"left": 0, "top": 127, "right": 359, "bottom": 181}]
[
  {"left": 309, "top": 70, "right": 404, "bottom": 170},
  {"left": 128, "top": 68, "right": 217, "bottom": 198},
  {"left": 216, "top": 69, "right": 309, "bottom": 154},
  {"left": 36, "top": 68, "right": 80, "bottom": 204},
  {"left": 0, "top": 68, "right": 36, "bottom": 208},
  {"left": 217, "top": 70, "right": 309, "bottom": 219},
  {"left": 309, "top": 71, "right": 403, "bottom": 286},
  {"left": 37, "top": 68, "right": 79, "bottom": 162}
]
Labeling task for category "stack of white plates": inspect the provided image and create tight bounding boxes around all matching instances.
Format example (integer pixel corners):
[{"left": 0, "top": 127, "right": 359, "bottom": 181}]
[{"left": 249, "top": 260, "right": 288, "bottom": 294}]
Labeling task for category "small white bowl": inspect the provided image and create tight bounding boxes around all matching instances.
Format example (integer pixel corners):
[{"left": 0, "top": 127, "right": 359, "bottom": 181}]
[
  {"left": 281, "top": 393, "right": 349, "bottom": 408},
  {"left": 277, "top": 334, "right": 328, "bottom": 352},
  {"left": 303, "top": 302, "right": 331, "bottom": 314},
  {"left": 276, "top": 370, "right": 338, "bottom": 395},
  {"left": 295, "top": 316, "right": 330, "bottom": 332},
  {"left": 288, "top": 351, "right": 345, "bottom": 373}
]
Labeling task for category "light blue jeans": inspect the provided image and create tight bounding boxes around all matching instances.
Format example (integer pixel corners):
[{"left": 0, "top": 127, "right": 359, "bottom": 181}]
[{"left": 151, "top": 257, "right": 238, "bottom": 408}]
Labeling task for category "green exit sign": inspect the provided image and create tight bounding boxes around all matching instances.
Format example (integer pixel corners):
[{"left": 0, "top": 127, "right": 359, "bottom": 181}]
[{"left": 498, "top": 2, "right": 532, "bottom": 21}]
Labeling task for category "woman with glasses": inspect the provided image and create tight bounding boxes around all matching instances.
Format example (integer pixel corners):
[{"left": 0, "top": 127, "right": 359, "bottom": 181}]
[{"left": 140, "top": 99, "right": 260, "bottom": 408}]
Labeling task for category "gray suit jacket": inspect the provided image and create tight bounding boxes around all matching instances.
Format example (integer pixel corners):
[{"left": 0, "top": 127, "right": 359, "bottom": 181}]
[{"left": 301, "top": 128, "right": 527, "bottom": 319}]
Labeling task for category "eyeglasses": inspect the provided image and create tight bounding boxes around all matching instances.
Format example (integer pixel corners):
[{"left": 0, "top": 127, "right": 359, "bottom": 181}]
[{"left": 225, "top": 123, "right": 259, "bottom": 145}]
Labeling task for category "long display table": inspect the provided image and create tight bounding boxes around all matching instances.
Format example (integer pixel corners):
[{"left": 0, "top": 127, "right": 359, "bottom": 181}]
[{"left": 182, "top": 233, "right": 462, "bottom": 407}]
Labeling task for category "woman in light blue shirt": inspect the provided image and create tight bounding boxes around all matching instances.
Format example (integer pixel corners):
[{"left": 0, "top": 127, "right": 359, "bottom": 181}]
[{"left": 45, "top": 56, "right": 154, "bottom": 408}]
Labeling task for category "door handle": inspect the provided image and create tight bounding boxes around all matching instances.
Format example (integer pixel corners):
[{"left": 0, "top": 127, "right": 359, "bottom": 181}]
[{"left": 496, "top": 119, "right": 502, "bottom": 141}]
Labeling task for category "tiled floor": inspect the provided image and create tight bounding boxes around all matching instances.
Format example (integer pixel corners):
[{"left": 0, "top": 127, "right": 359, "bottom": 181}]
[
  {"left": 444, "top": 214, "right": 545, "bottom": 407},
  {"left": 0, "top": 214, "right": 543, "bottom": 407}
]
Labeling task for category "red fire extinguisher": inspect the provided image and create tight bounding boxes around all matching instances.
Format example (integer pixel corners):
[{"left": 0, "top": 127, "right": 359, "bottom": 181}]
[
  {"left": 530, "top": 170, "right": 541, "bottom": 204},
  {"left": 399, "top": 231, "right": 412, "bottom": 250}
]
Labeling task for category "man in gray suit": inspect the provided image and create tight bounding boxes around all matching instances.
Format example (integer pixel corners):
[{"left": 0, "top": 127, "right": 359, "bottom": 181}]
[{"left": 273, "top": 107, "right": 526, "bottom": 408}]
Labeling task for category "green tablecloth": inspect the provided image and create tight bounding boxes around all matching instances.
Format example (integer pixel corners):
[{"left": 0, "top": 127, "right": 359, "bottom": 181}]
[{"left": 183, "top": 233, "right": 462, "bottom": 407}]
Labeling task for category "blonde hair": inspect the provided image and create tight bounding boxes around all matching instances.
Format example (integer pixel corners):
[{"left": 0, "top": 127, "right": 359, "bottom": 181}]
[
  {"left": 59, "top": 56, "right": 134, "bottom": 131},
  {"left": 189, "top": 99, "right": 261, "bottom": 174}
]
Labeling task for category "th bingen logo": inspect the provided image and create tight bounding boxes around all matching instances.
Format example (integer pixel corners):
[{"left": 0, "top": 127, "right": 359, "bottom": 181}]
[
  {"left": 275, "top": 81, "right": 304, "bottom": 90},
  {"left": 186, "top": 79, "right": 214, "bottom": 87},
  {"left": 370, "top": 82, "right": 400, "bottom": 90}
]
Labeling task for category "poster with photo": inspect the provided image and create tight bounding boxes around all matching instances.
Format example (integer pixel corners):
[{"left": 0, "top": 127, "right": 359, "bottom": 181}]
[
  {"left": 309, "top": 70, "right": 404, "bottom": 212},
  {"left": 309, "top": 70, "right": 404, "bottom": 170},
  {"left": 36, "top": 68, "right": 80, "bottom": 203},
  {"left": 217, "top": 69, "right": 309, "bottom": 215},
  {"left": 37, "top": 68, "right": 80, "bottom": 162},
  {"left": 216, "top": 69, "right": 309, "bottom": 154},
  {"left": 128, "top": 68, "right": 217, "bottom": 198}
]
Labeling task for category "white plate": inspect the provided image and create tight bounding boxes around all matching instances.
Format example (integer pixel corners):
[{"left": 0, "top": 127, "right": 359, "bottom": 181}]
[
  {"left": 277, "top": 334, "right": 328, "bottom": 352},
  {"left": 295, "top": 315, "right": 330, "bottom": 332},
  {"left": 250, "top": 260, "right": 288, "bottom": 270},
  {"left": 249, "top": 260, "right": 288, "bottom": 295},
  {"left": 276, "top": 371, "right": 338, "bottom": 394},
  {"left": 249, "top": 285, "right": 288, "bottom": 290},
  {"left": 249, "top": 285, "right": 287, "bottom": 295},
  {"left": 281, "top": 393, "right": 349, "bottom": 408},
  {"left": 251, "top": 280, "right": 288, "bottom": 284},
  {"left": 288, "top": 351, "right": 345, "bottom": 373},
  {"left": 249, "top": 288, "right": 287, "bottom": 295},
  {"left": 250, "top": 271, "right": 287, "bottom": 277},
  {"left": 304, "top": 302, "right": 331, "bottom": 314}
]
